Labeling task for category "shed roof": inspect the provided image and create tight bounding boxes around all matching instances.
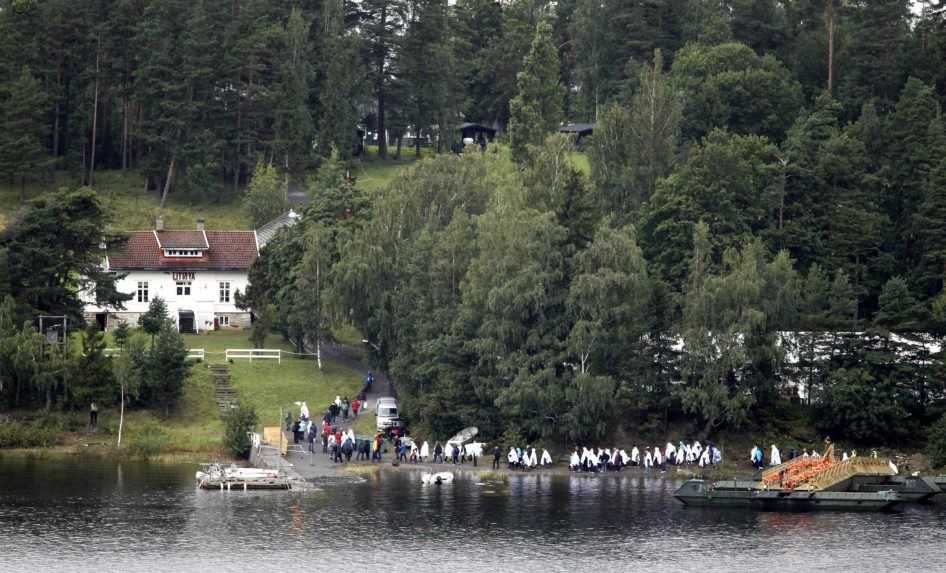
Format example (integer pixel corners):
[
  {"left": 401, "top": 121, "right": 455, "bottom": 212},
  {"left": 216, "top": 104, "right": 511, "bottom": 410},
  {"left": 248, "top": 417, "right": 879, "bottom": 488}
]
[{"left": 558, "top": 123, "right": 595, "bottom": 134}]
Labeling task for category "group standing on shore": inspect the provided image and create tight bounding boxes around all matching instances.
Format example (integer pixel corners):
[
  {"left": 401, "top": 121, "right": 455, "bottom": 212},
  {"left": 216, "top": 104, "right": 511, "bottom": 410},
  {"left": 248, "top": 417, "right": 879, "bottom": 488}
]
[{"left": 567, "top": 440, "right": 723, "bottom": 473}]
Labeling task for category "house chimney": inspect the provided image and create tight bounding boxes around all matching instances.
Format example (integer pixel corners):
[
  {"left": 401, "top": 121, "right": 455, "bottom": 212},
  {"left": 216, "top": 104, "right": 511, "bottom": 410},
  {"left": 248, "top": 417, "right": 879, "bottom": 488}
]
[
  {"left": 155, "top": 217, "right": 164, "bottom": 231},
  {"left": 196, "top": 218, "right": 205, "bottom": 231}
]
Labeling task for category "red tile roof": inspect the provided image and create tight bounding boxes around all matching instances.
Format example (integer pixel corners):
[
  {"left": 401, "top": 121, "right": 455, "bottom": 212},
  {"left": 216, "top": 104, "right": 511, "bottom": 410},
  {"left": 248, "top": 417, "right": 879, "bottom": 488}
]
[
  {"left": 108, "top": 230, "right": 258, "bottom": 271},
  {"left": 156, "top": 230, "right": 209, "bottom": 249}
]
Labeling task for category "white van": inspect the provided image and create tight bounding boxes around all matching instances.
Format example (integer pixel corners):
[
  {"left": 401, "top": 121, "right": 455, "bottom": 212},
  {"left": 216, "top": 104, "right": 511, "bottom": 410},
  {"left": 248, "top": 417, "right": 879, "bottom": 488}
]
[{"left": 376, "top": 397, "right": 401, "bottom": 432}]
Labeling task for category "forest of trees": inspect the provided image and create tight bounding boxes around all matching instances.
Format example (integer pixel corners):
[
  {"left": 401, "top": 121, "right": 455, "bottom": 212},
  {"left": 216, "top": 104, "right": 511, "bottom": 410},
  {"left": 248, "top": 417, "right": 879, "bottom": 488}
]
[
  {"left": 1, "top": 0, "right": 944, "bottom": 201},
  {"left": 3, "top": 0, "right": 946, "bottom": 448}
]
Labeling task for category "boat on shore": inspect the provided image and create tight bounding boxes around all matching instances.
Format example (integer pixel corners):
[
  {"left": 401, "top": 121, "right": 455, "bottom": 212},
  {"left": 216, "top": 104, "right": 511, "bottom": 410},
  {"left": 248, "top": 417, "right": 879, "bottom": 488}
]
[{"left": 196, "top": 463, "right": 293, "bottom": 491}]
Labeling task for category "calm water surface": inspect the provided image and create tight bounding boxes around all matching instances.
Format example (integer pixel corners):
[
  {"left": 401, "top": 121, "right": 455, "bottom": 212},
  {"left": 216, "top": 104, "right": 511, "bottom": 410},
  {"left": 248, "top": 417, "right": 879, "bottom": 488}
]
[{"left": 1, "top": 457, "right": 944, "bottom": 572}]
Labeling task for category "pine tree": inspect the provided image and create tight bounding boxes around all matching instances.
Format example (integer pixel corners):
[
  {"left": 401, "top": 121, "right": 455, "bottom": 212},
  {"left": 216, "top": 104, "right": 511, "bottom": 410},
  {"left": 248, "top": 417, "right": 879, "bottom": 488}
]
[
  {"left": 454, "top": 0, "right": 507, "bottom": 124},
  {"left": 363, "top": 0, "right": 406, "bottom": 158},
  {"left": 138, "top": 297, "right": 169, "bottom": 345},
  {"left": 915, "top": 159, "right": 946, "bottom": 299},
  {"left": 398, "top": 0, "right": 459, "bottom": 156},
  {"left": 836, "top": 0, "right": 911, "bottom": 114},
  {"left": 508, "top": 19, "right": 564, "bottom": 163},
  {"left": 0, "top": 66, "right": 50, "bottom": 198},
  {"left": 885, "top": 78, "right": 945, "bottom": 272},
  {"left": 318, "top": 0, "right": 364, "bottom": 159}
]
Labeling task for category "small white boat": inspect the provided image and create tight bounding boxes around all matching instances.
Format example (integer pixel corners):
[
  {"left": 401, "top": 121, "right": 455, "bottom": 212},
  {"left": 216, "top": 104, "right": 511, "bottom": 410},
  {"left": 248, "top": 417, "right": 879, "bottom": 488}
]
[
  {"left": 196, "top": 463, "right": 289, "bottom": 490},
  {"left": 421, "top": 472, "right": 454, "bottom": 485}
]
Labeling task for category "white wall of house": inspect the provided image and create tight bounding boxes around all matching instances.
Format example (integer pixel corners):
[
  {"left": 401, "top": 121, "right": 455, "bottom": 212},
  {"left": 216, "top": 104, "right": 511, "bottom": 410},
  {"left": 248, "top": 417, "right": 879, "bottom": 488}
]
[{"left": 85, "top": 269, "right": 251, "bottom": 332}]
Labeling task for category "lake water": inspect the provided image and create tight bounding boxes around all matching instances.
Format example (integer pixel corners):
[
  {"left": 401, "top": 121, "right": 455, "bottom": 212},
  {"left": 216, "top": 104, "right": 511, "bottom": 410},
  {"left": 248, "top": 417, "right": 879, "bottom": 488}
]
[{"left": 1, "top": 457, "right": 944, "bottom": 573}]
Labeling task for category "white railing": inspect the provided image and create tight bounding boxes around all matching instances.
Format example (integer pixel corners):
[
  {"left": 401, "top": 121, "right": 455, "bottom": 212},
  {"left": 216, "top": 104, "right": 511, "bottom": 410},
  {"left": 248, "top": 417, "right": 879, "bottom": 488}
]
[
  {"left": 105, "top": 348, "right": 205, "bottom": 361},
  {"left": 225, "top": 348, "right": 281, "bottom": 363}
]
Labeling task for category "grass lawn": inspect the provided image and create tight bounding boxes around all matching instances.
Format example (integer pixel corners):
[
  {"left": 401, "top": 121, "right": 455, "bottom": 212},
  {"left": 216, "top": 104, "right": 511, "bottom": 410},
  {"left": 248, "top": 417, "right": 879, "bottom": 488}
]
[
  {"left": 351, "top": 411, "right": 376, "bottom": 437},
  {"left": 231, "top": 358, "right": 363, "bottom": 428},
  {"left": 117, "top": 363, "right": 225, "bottom": 455},
  {"left": 570, "top": 151, "right": 590, "bottom": 175},
  {"left": 0, "top": 169, "right": 251, "bottom": 232},
  {"left": 182, "top": 329, "right": 363, "bottom": 428},
  {"left": 355, "top": 150, "right": 418, "bottom": 192}
]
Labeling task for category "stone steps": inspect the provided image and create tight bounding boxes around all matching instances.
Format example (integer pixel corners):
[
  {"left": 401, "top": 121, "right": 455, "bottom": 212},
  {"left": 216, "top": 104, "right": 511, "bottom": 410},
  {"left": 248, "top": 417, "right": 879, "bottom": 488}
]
[{"left": 209, "top": 364, "right": 239, "bottom": 417}]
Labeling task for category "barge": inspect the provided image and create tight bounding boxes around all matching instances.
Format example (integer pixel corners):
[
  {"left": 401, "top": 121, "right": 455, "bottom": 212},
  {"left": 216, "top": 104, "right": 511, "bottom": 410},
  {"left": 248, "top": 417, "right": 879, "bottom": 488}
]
[
  {"left": 674, "top": 445, "right": 915, "bottom": 511},
  {"left": 674, "top": 479, "right": 901, "bottom": 511}
]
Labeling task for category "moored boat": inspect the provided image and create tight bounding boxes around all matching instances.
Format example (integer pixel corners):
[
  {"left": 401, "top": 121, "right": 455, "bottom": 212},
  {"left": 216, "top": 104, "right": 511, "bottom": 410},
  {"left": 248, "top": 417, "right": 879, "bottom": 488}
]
[
  {"left": 196, "top": 463, "right": 293, "bottom": 491},
  {"left": 674, "top": 479, "right": 901, "bottom": 511}
]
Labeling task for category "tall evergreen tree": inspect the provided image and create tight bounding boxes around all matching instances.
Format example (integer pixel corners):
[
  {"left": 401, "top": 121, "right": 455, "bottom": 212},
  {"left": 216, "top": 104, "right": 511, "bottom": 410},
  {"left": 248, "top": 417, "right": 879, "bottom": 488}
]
[
  {"left": 0, "top": 66, "right": 50, "bottom": 197},
  {"left": 508, "top": 19, "right": 564, "bottom": 163},
  {"left": 885, "top": 78, "right": 946, "bottom": 273},
  {"left": 318, "top": 0, "right": 363, "bottom": 159},
  {"left": 836, "top": 0, "right": 911, "bottom": 114},
  {"left": 914, "top": 159, "right": 946, "bottom": 299},
  {"left": 273, "top": 7, "right": 313, "bottom": 175},
  {"left": 2, "top": 188, "right": 130, "bottom": 323},
  {"left": 362, "top": 0, "right": 406, "bottom": 158}
]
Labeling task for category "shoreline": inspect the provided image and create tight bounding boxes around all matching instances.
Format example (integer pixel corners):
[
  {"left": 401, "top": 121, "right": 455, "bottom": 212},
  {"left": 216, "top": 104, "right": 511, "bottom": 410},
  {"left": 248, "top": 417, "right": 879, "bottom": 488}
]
[
  {"left": 336, "top": 458, "right": 732, "bottom": 480},
  {"left": 0, "top": 443, "right": 231, "bottom": 464}
]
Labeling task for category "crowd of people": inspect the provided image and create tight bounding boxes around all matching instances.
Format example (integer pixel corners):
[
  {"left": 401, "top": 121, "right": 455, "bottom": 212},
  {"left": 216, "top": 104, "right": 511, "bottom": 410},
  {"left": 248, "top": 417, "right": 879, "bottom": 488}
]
[
  {"left": 283, "top": 398, "right": 738, "bottom": 474},
  {"left": 567, "top": 441, "right": 723, "bottom": 473},
  {"left": 502, "top": 446, "right": 554, "bottom": 470}
]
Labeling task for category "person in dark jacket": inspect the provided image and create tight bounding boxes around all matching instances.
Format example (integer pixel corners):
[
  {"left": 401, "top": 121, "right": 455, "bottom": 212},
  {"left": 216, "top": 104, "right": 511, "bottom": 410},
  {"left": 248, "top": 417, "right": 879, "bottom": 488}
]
[
  {"left": 433, "top": 442, "right": 444, "bottom": 463},
  {"left": 492, "top": 446, "right": 501, "bottom": 470}
]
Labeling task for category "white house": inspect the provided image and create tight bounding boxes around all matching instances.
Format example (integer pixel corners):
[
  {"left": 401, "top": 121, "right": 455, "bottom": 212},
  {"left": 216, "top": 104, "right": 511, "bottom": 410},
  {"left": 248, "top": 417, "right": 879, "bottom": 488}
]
[{"left": 84, "top": 218, "right": 259, "bottom": 333}]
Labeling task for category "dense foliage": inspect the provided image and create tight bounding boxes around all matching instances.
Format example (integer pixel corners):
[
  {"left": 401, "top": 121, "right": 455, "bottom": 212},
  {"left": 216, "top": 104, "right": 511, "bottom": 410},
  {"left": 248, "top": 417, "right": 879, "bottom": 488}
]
[
  {"left": 1, "top": 0, "right": 943, "bottom": 195},
  {"left": 224, "top": 402, "right": 259, "bottom": 459},
  {"left": 3, "top": 1, "right": 946, "bottom": 448},
  {"left": 0, "top": 293, "right": 190, "bottom": 415}
]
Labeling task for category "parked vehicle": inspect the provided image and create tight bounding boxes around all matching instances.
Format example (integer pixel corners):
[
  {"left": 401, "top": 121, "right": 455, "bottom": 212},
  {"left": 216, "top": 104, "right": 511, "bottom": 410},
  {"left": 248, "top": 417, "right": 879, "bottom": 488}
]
[{"left": 376, "top": 397, "right": 402, "bottom": 432}]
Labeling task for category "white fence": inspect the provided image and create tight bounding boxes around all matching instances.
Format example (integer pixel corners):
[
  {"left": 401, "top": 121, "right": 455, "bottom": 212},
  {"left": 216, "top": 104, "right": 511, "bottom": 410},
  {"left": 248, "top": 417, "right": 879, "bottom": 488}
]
[
  {"left": 225, "top": 348, "right": 282, "bottom": 363},
  {"left": 105, "top": 348, "right": 205, "bottom": 361}
]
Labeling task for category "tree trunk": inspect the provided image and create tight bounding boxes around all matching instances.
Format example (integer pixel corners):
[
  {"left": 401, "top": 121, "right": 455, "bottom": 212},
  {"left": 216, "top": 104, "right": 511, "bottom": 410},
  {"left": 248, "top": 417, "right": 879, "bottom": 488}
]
[
  {"left": 117, "top": 383, "right": 125, "bottom": 447},
  {"left": 376, "top": 4, "right": 388, "bottom": 159},
  {"left": 121, "top": 97, "right": 129, "bottom": 170},
  {"left": 53, "top": 99, "right": 61, "bottom": 159},
  {"left": 160, "top": 154, "right": 176, "bottom": 208},
  {"left": 89, "top": 39, "right": 101, "bottom": 187},
  {"left": 395, "top": 134, "right": 403, "bottom": 159},
  {"left": 825, "top": 1, "right": 835, "bottom": 94},
  {"left": 315, "top": 248, "right": 322, "bottom": 370}
]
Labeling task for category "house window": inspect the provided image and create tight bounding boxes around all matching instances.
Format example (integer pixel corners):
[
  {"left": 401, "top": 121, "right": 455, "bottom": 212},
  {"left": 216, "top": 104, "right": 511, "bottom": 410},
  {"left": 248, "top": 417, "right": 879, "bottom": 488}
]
[
  {"left": 164, "top": 249, "right": 202, "bottom": 257},
  {"left": 219, "top": 281, "right": 231, "bottom": 303},
  {"left": 176, "top": 281, "right": 192, "bottom": 296},
  {"left": 218, "top": 315, "right": 230, "bottom": 326},
  {"left": 137, "top": 281, "right": 149, "bottom": 303}
]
